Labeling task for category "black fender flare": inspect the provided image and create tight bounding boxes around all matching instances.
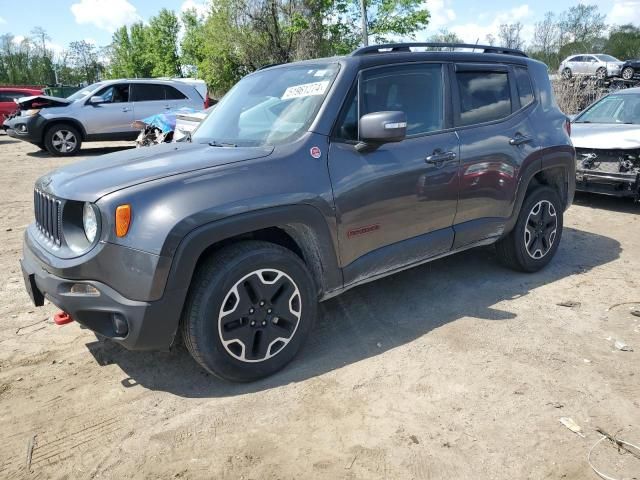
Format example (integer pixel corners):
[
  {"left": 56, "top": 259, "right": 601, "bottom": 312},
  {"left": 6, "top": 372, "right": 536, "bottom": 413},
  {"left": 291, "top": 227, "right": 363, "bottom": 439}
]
[
  {"left": 504, "top": 145, "right": 575, "bottom": 234},
  {"left": 162, "top": 204, "right": 343, "bottom": 303}
]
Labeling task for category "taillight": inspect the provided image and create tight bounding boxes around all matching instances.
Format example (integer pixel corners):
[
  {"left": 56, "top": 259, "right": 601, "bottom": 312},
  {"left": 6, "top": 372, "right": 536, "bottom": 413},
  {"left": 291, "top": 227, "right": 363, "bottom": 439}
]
[{"left": 565, "top": 118, "right": 571, "bottom": 137}]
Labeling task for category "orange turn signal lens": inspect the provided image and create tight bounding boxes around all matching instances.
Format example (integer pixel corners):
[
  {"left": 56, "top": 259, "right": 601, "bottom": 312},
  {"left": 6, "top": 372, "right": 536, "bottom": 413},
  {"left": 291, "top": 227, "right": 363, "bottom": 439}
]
[{"left": 115, "top": 204, "right": 132, "bottom": 237}]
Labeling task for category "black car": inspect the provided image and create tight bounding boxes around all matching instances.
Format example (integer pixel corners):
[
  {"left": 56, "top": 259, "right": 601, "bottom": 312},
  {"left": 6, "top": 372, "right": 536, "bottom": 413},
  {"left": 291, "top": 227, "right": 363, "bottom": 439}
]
[
  {"left": 622, "top": 60, "right": 640, "bottom": 80},
  {"left": 21, "top": 43, "right": 575, "bottom": 382}
]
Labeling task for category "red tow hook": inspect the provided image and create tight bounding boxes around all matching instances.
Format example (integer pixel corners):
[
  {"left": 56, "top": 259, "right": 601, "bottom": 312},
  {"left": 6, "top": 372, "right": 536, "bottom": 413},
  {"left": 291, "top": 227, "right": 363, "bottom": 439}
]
[{"left": 53, "top": 311, "right": 73, "bottom": 325}]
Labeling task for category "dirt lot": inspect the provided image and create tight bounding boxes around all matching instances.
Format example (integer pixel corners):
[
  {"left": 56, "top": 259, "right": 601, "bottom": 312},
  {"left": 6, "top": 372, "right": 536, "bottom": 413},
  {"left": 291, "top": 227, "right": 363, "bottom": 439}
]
[{"left": 0, "top": 134, "right": 639, "bottom": 479}]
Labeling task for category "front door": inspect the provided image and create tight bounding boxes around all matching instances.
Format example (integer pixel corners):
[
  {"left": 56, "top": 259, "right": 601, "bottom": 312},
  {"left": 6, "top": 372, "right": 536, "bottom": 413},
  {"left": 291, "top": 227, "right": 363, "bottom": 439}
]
[
  {"left": 80, "top": 83, "right": 134, "bottom": 135},
  {"left": 327, "top": 63, "right": 460, "bottom": 285}
]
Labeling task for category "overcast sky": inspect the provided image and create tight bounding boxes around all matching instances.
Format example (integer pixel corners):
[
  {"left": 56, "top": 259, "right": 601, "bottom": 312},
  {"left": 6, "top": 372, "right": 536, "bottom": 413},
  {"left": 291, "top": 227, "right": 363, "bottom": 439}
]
[{"left": 0, "top": 0, "right": 639, "bottom": 53}]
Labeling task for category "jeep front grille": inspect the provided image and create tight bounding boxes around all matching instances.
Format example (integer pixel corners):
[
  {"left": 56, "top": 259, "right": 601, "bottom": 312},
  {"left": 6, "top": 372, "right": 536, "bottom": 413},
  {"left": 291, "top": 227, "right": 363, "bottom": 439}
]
[{"left": 34, "top": 189, "right": 61, "bottom": 245}]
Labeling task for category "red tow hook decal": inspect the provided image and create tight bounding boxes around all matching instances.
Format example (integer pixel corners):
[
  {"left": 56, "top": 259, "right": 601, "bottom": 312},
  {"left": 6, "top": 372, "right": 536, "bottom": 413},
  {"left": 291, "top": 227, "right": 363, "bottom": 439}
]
[{"left": 53, "top": 312, "right": 73, "bottom": 325}]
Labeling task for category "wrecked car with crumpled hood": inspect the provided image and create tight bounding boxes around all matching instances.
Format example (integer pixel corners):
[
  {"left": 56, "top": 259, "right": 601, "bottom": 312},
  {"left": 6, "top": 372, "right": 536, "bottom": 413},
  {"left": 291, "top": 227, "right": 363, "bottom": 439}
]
[{"left": 571, "top": 87, "right": 640, "bottom": 199}]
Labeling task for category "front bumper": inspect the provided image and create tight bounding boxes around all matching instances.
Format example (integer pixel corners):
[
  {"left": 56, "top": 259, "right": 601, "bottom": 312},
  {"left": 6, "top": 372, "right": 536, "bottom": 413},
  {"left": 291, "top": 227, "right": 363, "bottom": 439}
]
[
  {"left": 4, "top": 114, "right": 44, "bottom": 144},
  {"left": 21, "top": 234, "right": 187, "bottom": 350}
]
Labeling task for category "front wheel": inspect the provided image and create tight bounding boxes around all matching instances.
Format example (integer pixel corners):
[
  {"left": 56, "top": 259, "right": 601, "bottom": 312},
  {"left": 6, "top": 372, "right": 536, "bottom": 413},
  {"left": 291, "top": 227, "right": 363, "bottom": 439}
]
[
  {"left": 181, "top": 241, "right": 317, "bottom": 382},
  {"left": 622, "top": 66, "right": 635, "bottom": 80},
  {"left": 495, "top": 186, "right": 564, "bottom": 272},
  {"left": 44, "top": 123, "right": 82, "bottom": 156}
]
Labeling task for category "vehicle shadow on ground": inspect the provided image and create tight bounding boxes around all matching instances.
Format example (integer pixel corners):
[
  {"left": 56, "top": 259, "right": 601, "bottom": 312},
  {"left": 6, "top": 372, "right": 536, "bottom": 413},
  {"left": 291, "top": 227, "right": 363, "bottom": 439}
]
[
  {"left": 574, "top": 191, "right": 639, "bottom": 214},
  {"left": 85, "top": 226, "right": 620, "bottom": 397},
  {"left": 26, "top": 146, "right": 134, "bottom": 158}
]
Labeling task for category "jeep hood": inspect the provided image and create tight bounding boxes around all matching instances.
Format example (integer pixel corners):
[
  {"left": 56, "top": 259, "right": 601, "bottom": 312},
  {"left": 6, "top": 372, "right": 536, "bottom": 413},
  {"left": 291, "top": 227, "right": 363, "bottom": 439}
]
[
  {"left": 36, "top": 142, "right": 274, "bottom": 201},
  {"left": 571, "top": 123, "right": 640, "bottom": 150},
  {"left": 15, "top": 95, "right": 72, "bottom": 109}
]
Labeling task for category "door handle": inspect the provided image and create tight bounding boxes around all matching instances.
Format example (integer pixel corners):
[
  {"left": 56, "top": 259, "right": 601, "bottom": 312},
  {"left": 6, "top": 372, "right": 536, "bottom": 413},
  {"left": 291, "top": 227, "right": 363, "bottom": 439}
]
[
  {"left": 122, "top": 107, "right": 131, "bottom": 112},
  {"left": 509, "top": 135, "right": 532, "bottom": 146},
  {"left": 425, "top": 150, "right": 456, "bottom": 166}
]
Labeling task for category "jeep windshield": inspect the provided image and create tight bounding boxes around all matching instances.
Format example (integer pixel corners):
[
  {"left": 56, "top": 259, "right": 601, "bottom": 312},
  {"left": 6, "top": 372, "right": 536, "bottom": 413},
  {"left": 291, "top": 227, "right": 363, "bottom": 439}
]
[
  {"left": 193, "top": 63, "right": 340, "bottom": 147},
  {"left": 575, "top": 94, "right": 640, "bottom": 124}
]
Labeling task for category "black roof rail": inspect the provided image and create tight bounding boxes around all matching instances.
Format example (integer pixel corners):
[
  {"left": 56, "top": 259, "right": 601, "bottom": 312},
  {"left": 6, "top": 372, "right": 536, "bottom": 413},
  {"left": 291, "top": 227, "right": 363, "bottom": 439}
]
[{"left": 351, "top": 42, "right": 528, "bottom": 58}]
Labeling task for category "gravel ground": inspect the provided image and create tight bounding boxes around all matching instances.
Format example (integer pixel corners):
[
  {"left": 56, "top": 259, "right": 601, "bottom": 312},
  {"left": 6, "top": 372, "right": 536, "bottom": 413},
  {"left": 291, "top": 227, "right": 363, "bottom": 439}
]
[{"left": 1, "top": 135, "right": 639, "bottom": 479}]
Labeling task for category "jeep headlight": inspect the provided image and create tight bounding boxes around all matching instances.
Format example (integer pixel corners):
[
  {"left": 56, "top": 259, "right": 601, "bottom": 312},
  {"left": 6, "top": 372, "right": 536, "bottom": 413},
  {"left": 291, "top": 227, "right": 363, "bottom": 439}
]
[{"left": 82, "top": 203, "right": 98, "bottom": 243}]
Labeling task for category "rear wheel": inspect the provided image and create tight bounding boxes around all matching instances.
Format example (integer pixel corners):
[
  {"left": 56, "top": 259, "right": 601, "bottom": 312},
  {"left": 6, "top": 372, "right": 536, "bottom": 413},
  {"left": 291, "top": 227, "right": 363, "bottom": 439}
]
[
  {"left": 495, "top": 186, "right": 563, "bottom": 272},
  {"left": 181, "top": 241, "right": 317, "bottom": 382},
  {"left": 562, "top": 68, "right": 572, "bottom": 79},
  {"left": 44, "top": 123, "right": 82, "bottom": 156},
  {"left": 595, "top": 67, "right": 607, "bottom": 80},
  {"left": 622, "top": 66, "right": 635, "bottom": 80}
]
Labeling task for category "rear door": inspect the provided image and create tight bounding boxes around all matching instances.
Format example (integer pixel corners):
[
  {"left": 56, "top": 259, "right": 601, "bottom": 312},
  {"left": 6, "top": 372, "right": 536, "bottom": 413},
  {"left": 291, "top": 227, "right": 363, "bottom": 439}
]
[
  {"left": 131, "top": 83, "right": 171, "bottom": 120},
  {"left": 327, "top": 62, "right": 460, "bottom": 284},
  {"left": 164, "top": 84, "right": 201, "bottom": 110},
  {"left": 79, "top": 83, "right": 134, "bottom": 135},
  {"left": 452, "top": 63, "right": 538, "bottom": 248}
]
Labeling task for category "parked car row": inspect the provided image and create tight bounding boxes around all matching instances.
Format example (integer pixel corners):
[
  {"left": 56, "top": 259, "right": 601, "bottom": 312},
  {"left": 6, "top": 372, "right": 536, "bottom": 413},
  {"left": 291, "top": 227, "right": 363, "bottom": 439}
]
[
  {"left": 559, "top": 53, "right": 640, "bottom": 81},
  {"left": 2, "top": 78, "right": 208, "bottom": 155}
]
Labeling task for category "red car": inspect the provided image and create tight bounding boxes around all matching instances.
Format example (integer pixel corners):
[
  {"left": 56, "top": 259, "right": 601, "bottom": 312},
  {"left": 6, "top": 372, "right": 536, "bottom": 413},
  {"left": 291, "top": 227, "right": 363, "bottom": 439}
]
[{"left": 0, "top": 86, "right": 44, "bottom": 123}]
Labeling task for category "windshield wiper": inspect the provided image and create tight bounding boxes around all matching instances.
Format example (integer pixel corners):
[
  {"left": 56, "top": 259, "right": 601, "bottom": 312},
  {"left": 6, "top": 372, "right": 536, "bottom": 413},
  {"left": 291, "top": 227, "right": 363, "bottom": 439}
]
[{"left": 209, "top": 140, "right": 237, "bottom": 147}]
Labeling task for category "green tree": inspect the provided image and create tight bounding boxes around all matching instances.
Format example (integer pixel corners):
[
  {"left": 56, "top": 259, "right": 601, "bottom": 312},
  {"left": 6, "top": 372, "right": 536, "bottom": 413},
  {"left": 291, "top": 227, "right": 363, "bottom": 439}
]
[
  {"left": 108, "top": 26, "right": 135, "bottom": 78},
  {"left": 606, "top": 24, "right": 640, "bottom": 60},
  {"left": 130, "top": 22, "right": 154, "bottom": 77},
  {"left": 180, "top": 8, "right": 206, "bottom": 76},
  {"left": 147, "top": 9, "right": 181, "bottom": 77},
  {"left": 67, "top": 40, "right": 102, "bottom": 83},
  {"left": 560, "top": 4, "right": 606, "bottom": 48}
]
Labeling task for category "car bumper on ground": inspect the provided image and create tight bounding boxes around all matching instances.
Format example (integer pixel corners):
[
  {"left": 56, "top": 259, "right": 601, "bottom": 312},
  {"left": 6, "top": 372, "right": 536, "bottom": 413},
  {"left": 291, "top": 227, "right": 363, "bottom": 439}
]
[
  {"left": 21, "top": 233, "right": 187, "bottom": 351},
  {"left": 576, "top": 169, "right": 640, "bottom": 198}
]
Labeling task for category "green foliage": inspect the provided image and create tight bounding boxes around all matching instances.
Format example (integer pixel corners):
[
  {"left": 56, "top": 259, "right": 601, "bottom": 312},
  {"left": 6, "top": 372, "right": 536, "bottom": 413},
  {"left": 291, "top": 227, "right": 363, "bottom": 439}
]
[
  {"left": 147, "top": 9, "right": 181, "bottom": 77},
  {"left": 606, "top": 24, "right": 640, "bottom": 60}
]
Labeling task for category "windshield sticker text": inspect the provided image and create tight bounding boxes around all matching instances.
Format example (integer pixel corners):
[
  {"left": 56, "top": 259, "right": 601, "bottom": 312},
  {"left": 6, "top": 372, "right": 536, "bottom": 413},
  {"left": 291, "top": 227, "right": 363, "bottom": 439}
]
[{"left": 282, "top": 81, "right": 329, "bottom": 100}]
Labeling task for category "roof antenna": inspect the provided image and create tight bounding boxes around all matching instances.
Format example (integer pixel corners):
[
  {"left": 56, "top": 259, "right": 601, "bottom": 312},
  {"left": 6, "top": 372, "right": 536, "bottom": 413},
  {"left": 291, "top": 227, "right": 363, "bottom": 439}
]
[{"left": 472, "top": 38, "right": 479, "bottom": 52}]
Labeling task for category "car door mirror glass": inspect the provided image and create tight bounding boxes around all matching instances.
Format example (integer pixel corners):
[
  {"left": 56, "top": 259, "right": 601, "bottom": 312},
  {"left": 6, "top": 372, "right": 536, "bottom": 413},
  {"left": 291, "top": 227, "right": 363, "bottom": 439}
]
[
  {"left": 89, "top": 95, "right": 106, "bottom": 105},
  {"left": 356, "top": 111, "right": 407, "bottom": 151}
]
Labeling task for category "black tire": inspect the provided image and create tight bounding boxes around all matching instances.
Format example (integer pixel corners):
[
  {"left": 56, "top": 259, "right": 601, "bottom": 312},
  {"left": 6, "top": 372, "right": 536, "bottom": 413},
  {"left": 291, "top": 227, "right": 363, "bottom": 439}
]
[
  {"left": 181, "top": 240, "right": 317, "bottom": 382},
  {"left": 595, "top": 67, "right": 607, "bottom": 80},
  {"left": 44, "top": 123, "right": 82, "bottom": 156},
  {"left": 622, "top": 66, "right": 634, "bottom": 80},
  {"left": 36, "top": 142, "right": 46, "bottom": 151},
  {"left": 562, "top": 68, "right": 572, "bottom": 79},
  {"left": 495, "top": 186, "right": 564, "bottom": 273}
]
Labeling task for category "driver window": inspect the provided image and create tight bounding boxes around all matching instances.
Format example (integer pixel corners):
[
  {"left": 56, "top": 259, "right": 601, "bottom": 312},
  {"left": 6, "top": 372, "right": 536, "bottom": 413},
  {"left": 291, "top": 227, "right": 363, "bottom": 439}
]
[
  {"left": 95, "top": 84, "right": 130, "bottom": 103},
  {"left": 334, "top": 64, "right": 444, "bottom": 141}
]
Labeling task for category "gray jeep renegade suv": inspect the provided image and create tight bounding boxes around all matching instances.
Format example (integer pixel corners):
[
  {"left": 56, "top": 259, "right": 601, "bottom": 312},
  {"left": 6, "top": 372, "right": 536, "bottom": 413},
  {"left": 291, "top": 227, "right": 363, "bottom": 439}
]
[{"left": 21, "top": 43, "right": 575, "bottom": 381}]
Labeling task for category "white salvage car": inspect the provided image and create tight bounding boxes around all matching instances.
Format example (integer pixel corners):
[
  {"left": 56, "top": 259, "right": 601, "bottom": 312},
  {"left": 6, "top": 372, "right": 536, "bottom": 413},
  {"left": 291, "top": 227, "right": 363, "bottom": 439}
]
[{"left": 571, "top": 87, "right": 640, "bottom": 199}]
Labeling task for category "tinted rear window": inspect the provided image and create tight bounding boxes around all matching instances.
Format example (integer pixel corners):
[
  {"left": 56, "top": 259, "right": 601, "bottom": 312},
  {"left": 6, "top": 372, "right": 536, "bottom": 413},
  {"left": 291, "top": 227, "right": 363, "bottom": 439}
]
[
  {"left": 132, "top": 84, "right": 165, "bottom": 101},
  {"left": 165, "top": 86, "right": 187, "bottom": 100},
  {"left": 514, "top": 67, "right": 534, "bottom": 108},
  {"left": 456, "top": 71, "right": 512, "bottom": 126}
]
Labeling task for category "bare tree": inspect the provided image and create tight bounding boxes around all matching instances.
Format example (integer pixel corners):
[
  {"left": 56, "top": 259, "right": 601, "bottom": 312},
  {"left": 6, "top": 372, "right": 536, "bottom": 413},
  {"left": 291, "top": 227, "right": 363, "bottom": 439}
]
[
  {"left": 485, "top": 34, "right": 496, "bottom": 46},
  {"left": 498, "top": 23, "right": 524, "bottom": 50},
  {"left": 532, "top": 12, "right": 559, "bottom": 57},
  {"left": 427, "top": 29, "right": 463, "bottom": 50},
  {"left": 560, "top": 4, "right": 606, "bottom": 45}
]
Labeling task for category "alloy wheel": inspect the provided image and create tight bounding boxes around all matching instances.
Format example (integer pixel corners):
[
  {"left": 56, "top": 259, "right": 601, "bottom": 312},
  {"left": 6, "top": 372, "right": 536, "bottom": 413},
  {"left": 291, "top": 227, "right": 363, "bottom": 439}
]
[
  {"left": 218, "top": 269, "right": 302, "bottom": 363},
  {"left": 622, "top": 67, "right": 634, "bottom": 80},
  {"left": 524, "top": 200, "right": 557, "bottom": 260},
  {"left": 51, "top": 130, "right": 77, "bottom": 153}
]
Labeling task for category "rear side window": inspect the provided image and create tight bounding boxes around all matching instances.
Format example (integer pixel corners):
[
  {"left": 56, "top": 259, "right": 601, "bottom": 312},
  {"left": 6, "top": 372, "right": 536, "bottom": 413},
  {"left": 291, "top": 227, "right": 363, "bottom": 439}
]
[
  {"left": 165, "top": 85, "right": 187, "bottom": 100},
  {"left": 132, "top": 84, "right": 165, "bottom": 102},
  {"left": 514, "top": 67, "right": 534, "bottom": 108},
  {"left": 456, "top": 71, "right": 512, "bottom": 126}
]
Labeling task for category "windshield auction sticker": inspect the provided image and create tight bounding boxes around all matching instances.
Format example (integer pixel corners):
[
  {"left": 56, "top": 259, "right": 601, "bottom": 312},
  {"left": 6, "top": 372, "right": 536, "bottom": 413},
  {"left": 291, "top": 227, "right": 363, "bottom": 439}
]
[{"left": 282, "top": 81, "right": 330, "bottom": 100}]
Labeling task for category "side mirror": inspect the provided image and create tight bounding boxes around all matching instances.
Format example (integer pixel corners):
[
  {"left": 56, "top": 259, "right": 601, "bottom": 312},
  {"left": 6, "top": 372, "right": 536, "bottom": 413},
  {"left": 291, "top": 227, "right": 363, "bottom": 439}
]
[
  {"left": 356, "top": 111, "right": 407, "bottom": 151},
  {"left": 89, "top": 95, "right": 106, "bottom": 105}
]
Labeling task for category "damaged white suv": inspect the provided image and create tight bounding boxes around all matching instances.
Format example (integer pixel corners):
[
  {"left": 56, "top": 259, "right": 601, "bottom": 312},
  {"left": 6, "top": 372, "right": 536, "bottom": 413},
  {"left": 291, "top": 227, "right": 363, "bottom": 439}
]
[{"left": 3, "top": 79, "right": 206, "bottom": 156}]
